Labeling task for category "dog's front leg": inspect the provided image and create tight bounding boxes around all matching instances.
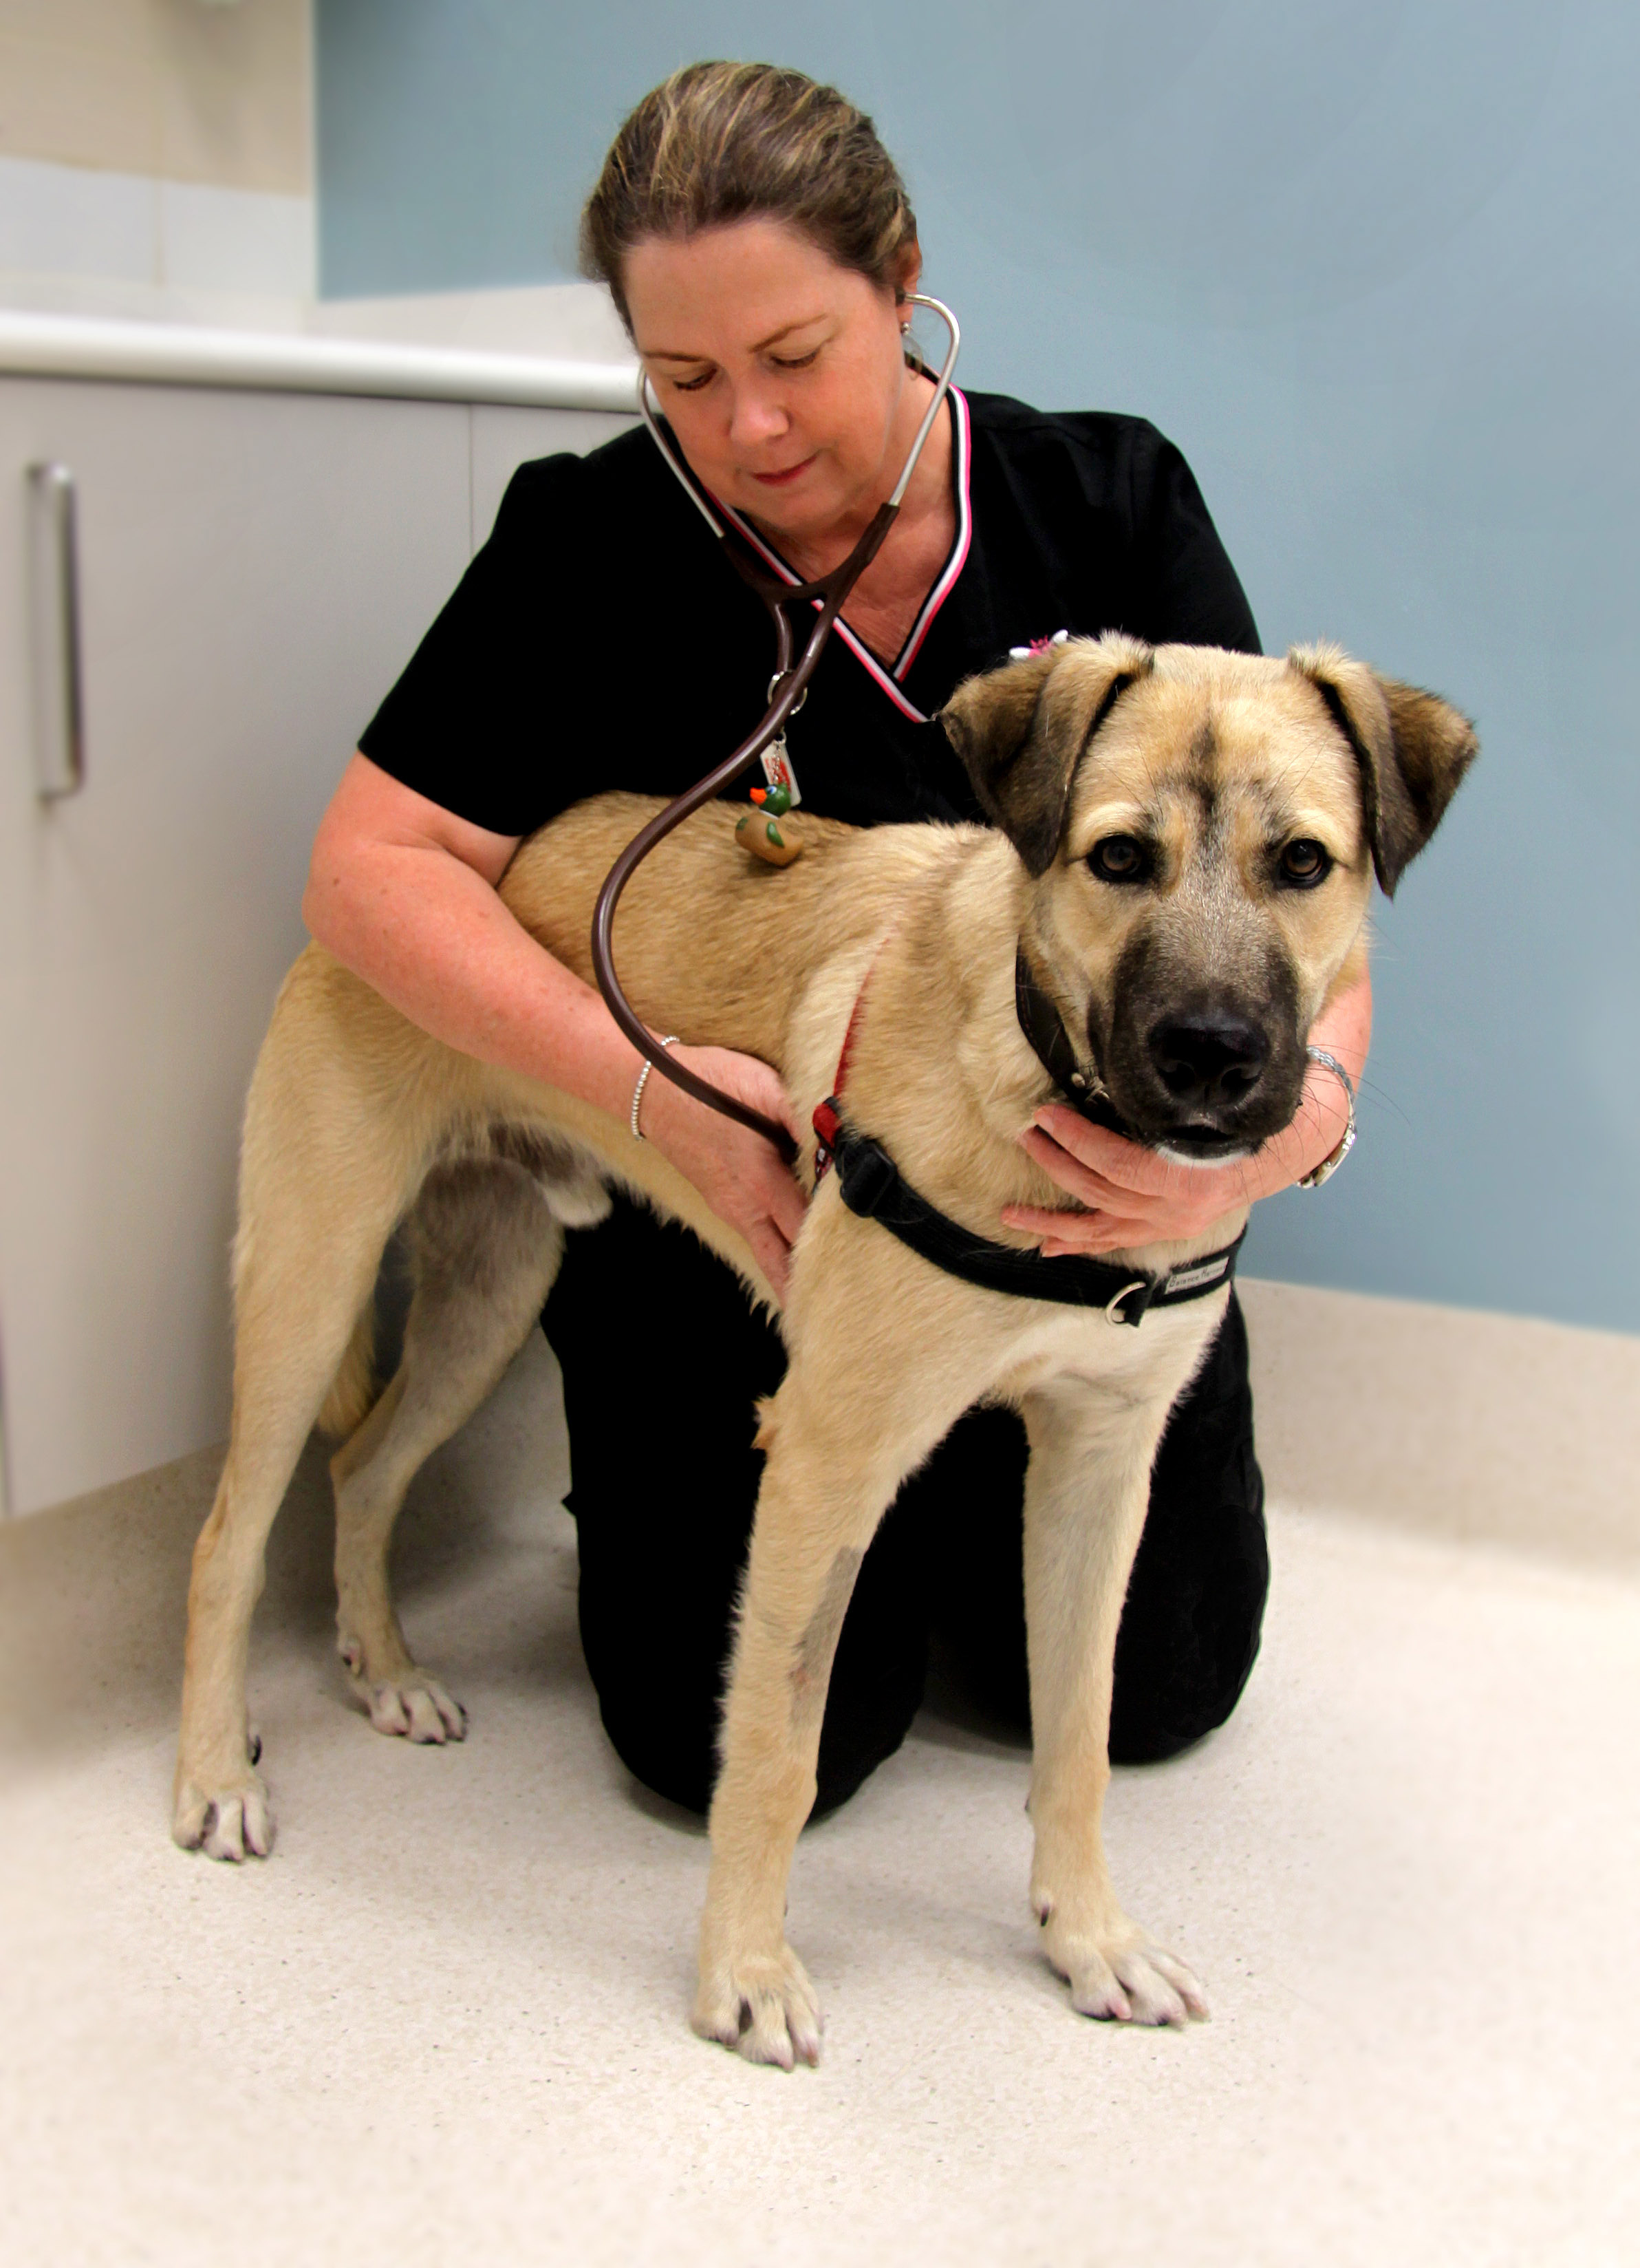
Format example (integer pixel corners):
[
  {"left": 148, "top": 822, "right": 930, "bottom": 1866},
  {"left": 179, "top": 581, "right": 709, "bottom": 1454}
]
[
  {"left": 691, "top": 1419, "right": 863, "bottom": 2071},
  {"left": 1022, "top": 1360, "right": 1213, "bottom": 2029},
  {"left": 693, "top": 1260, "right": 989, "bottom": 2070}
]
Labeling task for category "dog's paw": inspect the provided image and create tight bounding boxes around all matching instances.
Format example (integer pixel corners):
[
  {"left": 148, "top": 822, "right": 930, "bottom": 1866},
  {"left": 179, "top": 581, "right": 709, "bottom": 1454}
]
[
  {"left": 338, "top": 1639, "right": 466, "bottom": 1744},
  {"left": 1039, "top": 1907, "right": 1208, "bottom": 2028},
  {"left": 367, "top": 1677, "right": 466, "bottom": 1743},
  {"left": 358, "top": 1673, "right": 467, "bottom": 1744},
  {"left": 693, "top": 1945, "right": 823, "bottom": 2071},
  {"left": 172, "top": 1771, "right": 274, "bottom": 1862}
]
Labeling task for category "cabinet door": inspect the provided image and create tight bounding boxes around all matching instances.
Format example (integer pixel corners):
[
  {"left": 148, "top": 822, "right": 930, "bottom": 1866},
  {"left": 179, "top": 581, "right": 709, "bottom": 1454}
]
[{"left": 0, "top": 378, "right": 472, "bottom": 1515}]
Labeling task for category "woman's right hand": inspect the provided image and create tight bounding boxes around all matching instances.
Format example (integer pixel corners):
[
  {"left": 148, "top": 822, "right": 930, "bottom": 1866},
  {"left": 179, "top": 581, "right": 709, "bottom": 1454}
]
[{"left": 639, "top": 1043, "right": 808, "bottom": 1302}]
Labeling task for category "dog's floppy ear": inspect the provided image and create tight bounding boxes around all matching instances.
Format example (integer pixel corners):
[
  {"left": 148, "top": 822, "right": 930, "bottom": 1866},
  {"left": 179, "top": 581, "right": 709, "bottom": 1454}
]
[
  {"left": 940, "top": 633, "right": 1154, "bottom": 877},
  {"left": 1289, "top": 643, "right": 1478, "bottom": 898}
]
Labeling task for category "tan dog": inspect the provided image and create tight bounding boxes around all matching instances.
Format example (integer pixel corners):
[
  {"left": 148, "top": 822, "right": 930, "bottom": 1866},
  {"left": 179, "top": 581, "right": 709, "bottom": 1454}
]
[{"left": 173, "top": 635, "right": 1474, "bottom": 2066}]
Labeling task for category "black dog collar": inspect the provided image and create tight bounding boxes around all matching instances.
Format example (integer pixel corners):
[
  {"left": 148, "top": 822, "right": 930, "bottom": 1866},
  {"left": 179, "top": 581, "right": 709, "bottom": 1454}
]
[
  {"left": 812, "top": 1111, "right": 1244, "bottom": 1326},
  {"left": 1013, "top": 945, "right": 1132, "bottom": 1136},
  {"left": 809, "top": 943, "right": 1244, "bottom": 1325}
]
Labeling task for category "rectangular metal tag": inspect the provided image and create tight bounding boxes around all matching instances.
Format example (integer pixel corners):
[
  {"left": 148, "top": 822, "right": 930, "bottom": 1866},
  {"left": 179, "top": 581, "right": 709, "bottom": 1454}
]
[
  {"left": 1165, "top": 1256, "right": 1230, "bottom": 1294},
  {"left": 762, "top": 740, "right": 801, "bottom": 806}
]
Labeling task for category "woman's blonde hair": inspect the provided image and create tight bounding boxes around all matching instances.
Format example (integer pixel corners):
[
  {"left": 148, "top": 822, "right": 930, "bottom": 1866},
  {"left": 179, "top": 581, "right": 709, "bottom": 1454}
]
[{"left": 580, "top": 61, "right": 919, "bottom": 332}]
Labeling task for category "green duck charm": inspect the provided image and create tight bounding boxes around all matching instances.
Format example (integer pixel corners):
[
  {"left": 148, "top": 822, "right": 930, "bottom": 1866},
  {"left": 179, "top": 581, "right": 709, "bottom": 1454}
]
[{"left": 735, "top": 782, "right": 803, "bottom": 867}]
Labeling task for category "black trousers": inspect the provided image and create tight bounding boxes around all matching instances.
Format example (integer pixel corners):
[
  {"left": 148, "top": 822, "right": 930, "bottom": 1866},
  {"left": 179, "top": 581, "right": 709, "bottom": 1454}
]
[{"left": 542, "top": 1197, "right": 1269, "bottom": 1817}]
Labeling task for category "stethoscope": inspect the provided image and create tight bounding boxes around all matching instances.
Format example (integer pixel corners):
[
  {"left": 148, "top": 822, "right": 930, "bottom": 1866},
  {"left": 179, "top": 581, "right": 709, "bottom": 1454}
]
[{"left": 589, "top": 295, "right": 962, "bottom": 1164}]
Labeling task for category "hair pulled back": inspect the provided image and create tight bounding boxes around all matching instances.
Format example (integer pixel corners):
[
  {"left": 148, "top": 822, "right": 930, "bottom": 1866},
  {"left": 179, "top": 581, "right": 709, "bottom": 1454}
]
[{"left": 580, "top": 61, "right": 919, "bottom": 332}]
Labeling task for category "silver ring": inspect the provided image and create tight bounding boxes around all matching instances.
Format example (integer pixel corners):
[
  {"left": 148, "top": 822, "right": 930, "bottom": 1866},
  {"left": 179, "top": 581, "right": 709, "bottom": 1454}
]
[
  {"left": 1299, "top": 1046, "right": 1358, "bottom": 1188},
  {"left": 1305, "top": 1045, "right": 1355, "bottom": 1103},
  {"left": 1103, "top": 1279, "right": 1146, "bottom": 1327}
]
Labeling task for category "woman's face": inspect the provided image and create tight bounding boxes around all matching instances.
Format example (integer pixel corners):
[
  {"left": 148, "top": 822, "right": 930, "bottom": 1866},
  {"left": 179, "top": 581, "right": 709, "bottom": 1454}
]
[{"left": 623, "top": 217, "right": 918, "bottom": 541}]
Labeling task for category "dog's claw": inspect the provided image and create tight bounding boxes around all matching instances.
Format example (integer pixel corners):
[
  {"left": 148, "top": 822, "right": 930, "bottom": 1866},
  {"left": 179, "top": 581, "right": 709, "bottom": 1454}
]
[
  {"left": 1070, "top": 1965, "right": 1134, "bottom": 2023},
  {"left": 173, "top": 1775, "right": 274, "bottom": 1861},
  {"left": 1147, "top": 1948, "right": 1211, "bottom": 2021},
  {"left": 693, "top": 1947, "right": 823, "bottom": 2071},
  {"left": 361, "top": 1674, "right": 467, "bottom": 1744},
  {"left": 1042, "top": 1909, "right": 1207, "bottom": 2028}
]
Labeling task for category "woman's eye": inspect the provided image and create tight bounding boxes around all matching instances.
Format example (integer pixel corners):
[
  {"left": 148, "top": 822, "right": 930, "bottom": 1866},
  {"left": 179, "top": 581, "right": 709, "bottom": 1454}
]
[
  {"left": 770, "top": 350, "right": 820, "bottom": 372},
  {"left": 1089, "top": 835, "right": 1149, "bottom": 884},
  {"left": 1278, "top": 839, "right": 1332, "bottom": 888},
  {"left": 671, "top": 371, "right": 714, "bottom": 394}
]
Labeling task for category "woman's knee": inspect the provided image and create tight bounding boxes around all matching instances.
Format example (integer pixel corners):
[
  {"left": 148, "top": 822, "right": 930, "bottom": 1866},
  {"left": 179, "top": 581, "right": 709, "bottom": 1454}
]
[
  {"left": 585, "top": 1576, "right": 928, "bottom": 1821},
  {"left": 1111, "top": 1305, "right": 1269, "bottom": 1763},
  {"left": 572, "top": 1458, "right": 932, "bottom": 1823},
  {"left": 1109, "top": 1495, "right": 1269, "bottom": 1761}
]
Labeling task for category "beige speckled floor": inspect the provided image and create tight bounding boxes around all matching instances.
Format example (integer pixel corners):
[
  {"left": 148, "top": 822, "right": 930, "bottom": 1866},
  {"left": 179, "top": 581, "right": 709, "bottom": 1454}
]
[{"left": 3, "top": 1323, "right": 1638, "bottom": 2268}]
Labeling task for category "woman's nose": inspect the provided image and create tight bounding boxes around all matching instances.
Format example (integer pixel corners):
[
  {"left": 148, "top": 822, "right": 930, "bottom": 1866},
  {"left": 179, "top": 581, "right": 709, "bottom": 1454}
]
[{"left": 727, "top": 383, "right": 790, "bottom": 452}]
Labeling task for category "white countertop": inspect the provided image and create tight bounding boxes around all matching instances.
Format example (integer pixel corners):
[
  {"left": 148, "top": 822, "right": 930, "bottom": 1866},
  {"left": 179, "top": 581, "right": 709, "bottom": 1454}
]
[{"left": 0, "top": 306, "right": 639, "bottom": 411}]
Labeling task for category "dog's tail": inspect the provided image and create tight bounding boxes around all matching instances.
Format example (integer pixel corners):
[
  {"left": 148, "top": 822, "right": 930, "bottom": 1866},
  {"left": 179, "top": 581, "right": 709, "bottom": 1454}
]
[{"left": 316, "top": 1297, "right": 380, "bottom": 1441}]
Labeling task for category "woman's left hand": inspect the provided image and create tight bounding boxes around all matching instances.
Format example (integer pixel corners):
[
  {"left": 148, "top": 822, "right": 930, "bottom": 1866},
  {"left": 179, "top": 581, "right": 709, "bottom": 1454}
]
[{"left": 1002, "top": 972, "right": 1372, "bottom": 1256}]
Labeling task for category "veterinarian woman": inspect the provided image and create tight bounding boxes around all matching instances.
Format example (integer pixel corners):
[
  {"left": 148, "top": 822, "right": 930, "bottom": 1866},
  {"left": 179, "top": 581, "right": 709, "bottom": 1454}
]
[{"left": 304, "top": 64, "right": 1370, "bottom": 1815}]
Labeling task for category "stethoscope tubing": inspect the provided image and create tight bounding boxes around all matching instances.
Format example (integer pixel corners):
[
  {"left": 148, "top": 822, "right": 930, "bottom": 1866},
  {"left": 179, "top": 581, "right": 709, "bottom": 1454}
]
[{"left": 590, "top": 295, "right": 961, "bottom": 1165}]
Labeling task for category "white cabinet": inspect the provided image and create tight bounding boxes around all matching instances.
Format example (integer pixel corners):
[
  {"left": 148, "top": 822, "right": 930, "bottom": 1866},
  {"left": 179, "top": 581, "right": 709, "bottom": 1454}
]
[{"left": 0, "top": 374, "right": 630, "bottom": 1515}]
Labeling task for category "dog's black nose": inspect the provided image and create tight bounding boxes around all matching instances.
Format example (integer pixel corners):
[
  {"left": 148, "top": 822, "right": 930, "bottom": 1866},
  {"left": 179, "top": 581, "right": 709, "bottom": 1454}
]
[{"left": 1149, "top": 1016, "right": 1269, "bottom": 1106}]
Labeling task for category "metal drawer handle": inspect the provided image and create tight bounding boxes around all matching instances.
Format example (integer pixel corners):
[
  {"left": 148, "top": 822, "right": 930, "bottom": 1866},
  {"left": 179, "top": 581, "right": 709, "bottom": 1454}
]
[{"left": 27, "top": 460, "right": 85, "bottom": 798}]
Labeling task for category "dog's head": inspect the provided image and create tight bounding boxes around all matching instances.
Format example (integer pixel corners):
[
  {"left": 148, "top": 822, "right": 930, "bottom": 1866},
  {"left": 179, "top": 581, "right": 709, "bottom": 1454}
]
[{"left": 940, "top": 635, "right": 1476, "bottom": 1162}]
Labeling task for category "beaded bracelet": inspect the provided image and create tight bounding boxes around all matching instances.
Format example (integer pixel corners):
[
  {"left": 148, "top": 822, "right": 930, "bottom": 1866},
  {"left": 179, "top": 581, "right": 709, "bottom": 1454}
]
[{"left": 629, "top": 1036, "right": 680, "bottom": 1142}]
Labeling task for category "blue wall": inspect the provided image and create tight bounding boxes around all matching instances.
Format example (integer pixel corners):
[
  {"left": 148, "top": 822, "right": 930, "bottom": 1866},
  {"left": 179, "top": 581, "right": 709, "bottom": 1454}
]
[{"left": 317, "top": 1, "right": 1640, "bottom": 1336}]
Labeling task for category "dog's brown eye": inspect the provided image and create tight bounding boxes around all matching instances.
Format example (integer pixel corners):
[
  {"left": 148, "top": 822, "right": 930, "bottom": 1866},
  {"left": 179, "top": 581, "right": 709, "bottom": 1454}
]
[
  {"left": 1090, "top": 835, "right": 1148, "bottom": 884},
  {"left": 1278, "top": 839, "right": 1331, "bottom": 888}
]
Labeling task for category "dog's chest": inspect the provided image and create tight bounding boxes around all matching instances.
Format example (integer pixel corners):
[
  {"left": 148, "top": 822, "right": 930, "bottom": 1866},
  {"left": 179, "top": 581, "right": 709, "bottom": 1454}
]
[{"left": 991, "top": 1291, "right": 1228, "bottom": 1409}]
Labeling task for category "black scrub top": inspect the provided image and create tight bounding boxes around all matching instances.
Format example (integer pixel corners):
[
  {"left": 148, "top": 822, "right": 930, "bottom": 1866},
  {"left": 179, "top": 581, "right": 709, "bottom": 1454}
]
[{"left": 358, "top": 389, "right": 1260, "bottom": 835}]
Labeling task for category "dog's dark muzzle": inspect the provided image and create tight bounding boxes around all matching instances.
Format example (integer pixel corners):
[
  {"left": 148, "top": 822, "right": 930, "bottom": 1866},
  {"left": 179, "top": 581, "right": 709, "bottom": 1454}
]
[
  {"left": 1149, "top": 1013, "right": 1270, "bottom": 1107},
  {"left": 1130, "top": 1012, "right": 1278, "bottom": 1159},
  {"left": 1116, "top": 1060, "right": 1306, "bottom": 1160},
  {"left": 1016, "top": 944, "right": 1299, "bottom": 1159},
  {"left": 1097, "top": 932, "right": 1307, "bottom": 1156}
]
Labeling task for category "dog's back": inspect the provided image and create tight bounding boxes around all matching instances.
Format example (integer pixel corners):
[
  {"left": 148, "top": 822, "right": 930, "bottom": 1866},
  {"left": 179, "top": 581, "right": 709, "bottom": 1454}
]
[{"left": 498, "top": 790, "right": 969, "bottom": 1069}]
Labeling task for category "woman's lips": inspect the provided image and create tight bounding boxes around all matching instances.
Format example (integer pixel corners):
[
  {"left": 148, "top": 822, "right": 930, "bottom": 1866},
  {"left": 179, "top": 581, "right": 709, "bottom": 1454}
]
[{"left": 751, "top": 455, "right": 817, "bottom": 487}]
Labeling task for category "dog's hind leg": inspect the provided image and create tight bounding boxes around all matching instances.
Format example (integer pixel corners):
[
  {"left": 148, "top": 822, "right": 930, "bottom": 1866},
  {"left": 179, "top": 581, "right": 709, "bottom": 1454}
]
[
  {"left": 330, "top": 1147, "right": 603, "bottom": 1743},
  {"left": 173, "top": 960, "right": 453, "bottom": 1860},
  {"left": 173, "top": 1146, "right": 418, "bottom": 1860}
]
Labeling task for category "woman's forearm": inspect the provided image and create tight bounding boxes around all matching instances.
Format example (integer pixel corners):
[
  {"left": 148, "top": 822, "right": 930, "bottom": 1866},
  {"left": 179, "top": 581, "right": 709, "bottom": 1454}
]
[
  {"left": 305, "top": 754, "right": 812, "bottom": 1292},
  {"left": 302, "top": 757, "right": 649, "bottom": 1124},
  {"left": 303, "top": 753, "right": 808, "bottom": 1294}
]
